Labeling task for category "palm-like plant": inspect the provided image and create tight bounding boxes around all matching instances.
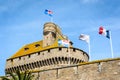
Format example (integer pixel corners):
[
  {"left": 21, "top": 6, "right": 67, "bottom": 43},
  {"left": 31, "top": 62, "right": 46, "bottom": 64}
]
[{"left": 1, "top": 70, "right": 34, "bottom": 80}]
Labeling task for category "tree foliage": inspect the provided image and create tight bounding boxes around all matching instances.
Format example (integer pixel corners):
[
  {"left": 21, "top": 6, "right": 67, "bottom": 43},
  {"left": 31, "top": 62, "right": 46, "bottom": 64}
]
[{"left": 1, "top": 70, "right": 34, "bottom": 80}]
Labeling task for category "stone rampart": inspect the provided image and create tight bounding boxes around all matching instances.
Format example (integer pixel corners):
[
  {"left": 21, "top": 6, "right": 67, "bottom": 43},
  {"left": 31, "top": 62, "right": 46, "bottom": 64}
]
[{"left": 32, "top": 58, "right": 120, "bottom": 80}]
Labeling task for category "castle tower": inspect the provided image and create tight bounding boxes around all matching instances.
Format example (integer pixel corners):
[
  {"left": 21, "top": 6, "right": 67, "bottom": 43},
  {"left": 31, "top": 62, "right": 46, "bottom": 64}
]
[
  {"left": 43, "top": 22, "right": 64, "bottom": 47},
  {"left": 43, "top": 22, "right": 57, "bottom": 47}
]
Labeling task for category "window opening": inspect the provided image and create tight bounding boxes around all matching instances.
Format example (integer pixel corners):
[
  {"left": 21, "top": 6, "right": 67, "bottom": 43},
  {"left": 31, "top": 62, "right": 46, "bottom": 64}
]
[
  {"left": 24, "top": 47, "right": 29, "bottom": 51},
  {"left": 35, "top": 44, "right": 40, "bottom": 47}
]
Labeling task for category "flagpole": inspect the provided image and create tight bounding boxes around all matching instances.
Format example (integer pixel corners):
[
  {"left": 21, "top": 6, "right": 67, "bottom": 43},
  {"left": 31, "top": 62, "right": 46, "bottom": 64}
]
[
  {"left": 79, "top": 34, "right": 91, "bottom": 61},
  {"left": 109, "top": 30, "right": 114, "bottom": 58},
  {"left": 88, "top": 38, "right": 91, "bottom": 61},
  {"left": 50, "top": 17, "right": 53, "bottom": 22}
]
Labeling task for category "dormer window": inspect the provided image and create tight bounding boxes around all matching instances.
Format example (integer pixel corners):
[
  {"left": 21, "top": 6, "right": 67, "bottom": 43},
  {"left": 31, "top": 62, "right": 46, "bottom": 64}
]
[
  {"left": 35, "top": 44, "right": 40, "bottom": 47},
  {"left": 24, "top": 47, "right": 29, "bottom": 51}
]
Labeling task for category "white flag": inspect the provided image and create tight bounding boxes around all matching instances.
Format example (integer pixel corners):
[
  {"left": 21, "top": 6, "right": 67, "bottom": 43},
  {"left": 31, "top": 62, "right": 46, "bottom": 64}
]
[{"left": 79, "top": 34, "right": 90, "bottom": 43}]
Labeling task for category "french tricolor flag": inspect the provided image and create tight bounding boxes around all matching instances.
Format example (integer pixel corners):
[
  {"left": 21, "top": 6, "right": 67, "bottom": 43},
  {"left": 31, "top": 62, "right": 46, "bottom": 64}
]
[{"left": 99, "top": 26, "right": 110, "bottom": 39}]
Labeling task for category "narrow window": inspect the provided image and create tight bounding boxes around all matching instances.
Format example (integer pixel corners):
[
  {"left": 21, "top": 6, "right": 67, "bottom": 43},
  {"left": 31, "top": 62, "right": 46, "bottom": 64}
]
[
  {"left": 48, "top": 49, "right": 50, "bottom": 52},
  {"left": 38, "top": 52, "right": 40, "bottom": 55},
  {"left": 73, "top": 48, "right": 76, "bottom": 52},
  {"left": 11, "top": 59, "right": 13, "bottom": 62},
  {"left": 19, "top": 57, "right": 21, "bottom": 60},
  {"left": 59, "top": 48, "right": 62, "bottom": 51},
  {"left": 28, "top": 54, "right": 31, "bottom": 58}
]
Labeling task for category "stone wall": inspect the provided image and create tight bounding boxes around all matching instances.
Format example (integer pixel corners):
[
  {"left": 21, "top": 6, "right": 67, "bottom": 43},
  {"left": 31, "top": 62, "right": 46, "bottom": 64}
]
[
  {"left": 32, "top": 58, "right": 120, "bottom": 80},
  {"left": 5, "top": 47, "right": 89, "bottom": 73}
]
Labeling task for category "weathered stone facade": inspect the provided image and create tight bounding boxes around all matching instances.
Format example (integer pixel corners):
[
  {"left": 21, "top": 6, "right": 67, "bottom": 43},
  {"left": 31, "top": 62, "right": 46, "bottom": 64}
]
[
  {"left": 32, "top": 58, "right": 120, "bottom": 80},
  {"left": 1, "top": 58, "right": 120, "bottom": 80}
]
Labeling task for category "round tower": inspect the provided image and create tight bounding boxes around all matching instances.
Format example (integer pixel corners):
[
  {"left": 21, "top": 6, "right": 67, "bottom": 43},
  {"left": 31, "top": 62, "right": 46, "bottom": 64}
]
[{"left": 43, "top": 22, "right": 57, "bottom": 47}]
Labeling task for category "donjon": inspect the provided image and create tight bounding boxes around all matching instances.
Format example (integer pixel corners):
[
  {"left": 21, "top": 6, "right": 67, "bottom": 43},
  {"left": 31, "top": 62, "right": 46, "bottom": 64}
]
[{"left": 5, "top": 22, "right": 89, "bottom": 77}]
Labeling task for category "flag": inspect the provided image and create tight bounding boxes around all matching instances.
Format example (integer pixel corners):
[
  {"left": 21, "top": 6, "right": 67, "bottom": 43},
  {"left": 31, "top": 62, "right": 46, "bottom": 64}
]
[
  {"left": 99, "top": 26, "right": 114, "bottom": 58},
  {"left": 79, "top": 34, "right": 91, "bottom": 60},
  {"left": 44, "top": 9, "right": 53, "bottom": 17},
  {"left": 79, "top": 34, "right": 90, "bottom": 43},
  {"left": 99, "top": 26, "right": 110, "bottom": 39},
  {"left": 58, "top": 39, "right": 70, "bottom": 47}
]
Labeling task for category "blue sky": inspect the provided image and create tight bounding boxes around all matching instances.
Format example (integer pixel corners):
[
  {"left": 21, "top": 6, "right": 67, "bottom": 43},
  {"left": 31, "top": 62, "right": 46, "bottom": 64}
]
[{"left": 0, "top": 0, "right": 120, "bottom": 75}]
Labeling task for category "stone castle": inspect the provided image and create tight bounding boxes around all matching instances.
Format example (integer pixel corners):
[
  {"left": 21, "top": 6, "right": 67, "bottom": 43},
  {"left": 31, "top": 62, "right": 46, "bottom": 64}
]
[{"left": 4, "top": 22, "right": 120, "bottom": 80}]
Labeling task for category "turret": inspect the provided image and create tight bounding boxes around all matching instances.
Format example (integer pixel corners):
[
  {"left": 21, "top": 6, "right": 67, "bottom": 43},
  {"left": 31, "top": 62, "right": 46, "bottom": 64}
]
[{"left": 43, "top": 22, "right": 57, "bottom": 47}]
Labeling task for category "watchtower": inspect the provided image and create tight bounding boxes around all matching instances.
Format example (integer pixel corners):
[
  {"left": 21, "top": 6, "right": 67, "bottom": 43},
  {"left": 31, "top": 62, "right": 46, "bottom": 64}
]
[{"left": 43, "top": 22, "right": 63, "bottom": 47}]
